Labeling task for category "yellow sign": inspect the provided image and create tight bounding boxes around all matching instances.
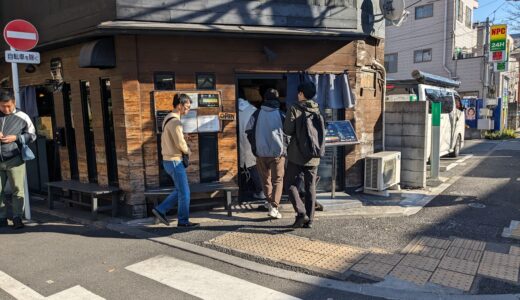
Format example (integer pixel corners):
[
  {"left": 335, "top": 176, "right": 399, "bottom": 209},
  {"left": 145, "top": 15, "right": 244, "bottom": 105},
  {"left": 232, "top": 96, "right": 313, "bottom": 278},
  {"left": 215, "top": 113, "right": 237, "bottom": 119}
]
[{"left": 490, "top": 24, "right": 507, "bottom": 42}]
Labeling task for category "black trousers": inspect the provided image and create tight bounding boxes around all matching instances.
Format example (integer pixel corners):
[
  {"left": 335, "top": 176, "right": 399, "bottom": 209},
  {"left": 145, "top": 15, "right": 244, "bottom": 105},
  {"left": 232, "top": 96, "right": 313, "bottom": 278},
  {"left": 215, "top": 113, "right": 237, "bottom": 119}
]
[{"left": 284, "top": 161, "right": 318, "bottom": 220}]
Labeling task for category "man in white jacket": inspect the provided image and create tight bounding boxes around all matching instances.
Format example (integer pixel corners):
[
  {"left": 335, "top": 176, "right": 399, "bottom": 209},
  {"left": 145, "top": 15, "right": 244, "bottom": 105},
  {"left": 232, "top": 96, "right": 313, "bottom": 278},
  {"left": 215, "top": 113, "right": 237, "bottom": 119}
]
[{"left": 238, "top": 89, "right": 265, "bottom": 200}]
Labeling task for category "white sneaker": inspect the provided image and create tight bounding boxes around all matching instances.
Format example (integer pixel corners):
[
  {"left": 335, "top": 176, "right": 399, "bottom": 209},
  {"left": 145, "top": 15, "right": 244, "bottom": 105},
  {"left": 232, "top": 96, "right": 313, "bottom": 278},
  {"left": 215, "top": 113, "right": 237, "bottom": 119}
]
[{"left": 268, "top": 206, "right": 282, "bottom": 219}]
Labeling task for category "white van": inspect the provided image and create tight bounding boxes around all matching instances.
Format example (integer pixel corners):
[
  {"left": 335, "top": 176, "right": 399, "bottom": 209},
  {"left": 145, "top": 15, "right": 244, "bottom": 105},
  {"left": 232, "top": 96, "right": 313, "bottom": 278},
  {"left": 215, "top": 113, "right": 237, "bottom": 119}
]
[{"left": 387, "top": 82, "right": 465, "bottom": 158}]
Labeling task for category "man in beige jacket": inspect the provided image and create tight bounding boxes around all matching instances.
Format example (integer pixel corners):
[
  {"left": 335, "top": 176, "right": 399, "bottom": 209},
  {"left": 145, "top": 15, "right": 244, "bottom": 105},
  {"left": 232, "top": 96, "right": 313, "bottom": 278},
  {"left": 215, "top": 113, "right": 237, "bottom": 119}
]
[{"left": 152, "top": 94, "right": 199, "bottom": 227}]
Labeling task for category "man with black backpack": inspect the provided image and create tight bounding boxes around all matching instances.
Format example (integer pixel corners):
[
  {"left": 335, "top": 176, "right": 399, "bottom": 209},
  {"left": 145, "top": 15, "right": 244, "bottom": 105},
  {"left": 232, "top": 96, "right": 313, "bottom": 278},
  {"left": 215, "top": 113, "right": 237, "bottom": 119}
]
[{"left": 283, "top": 82, "right": 325, "bottom": 228}]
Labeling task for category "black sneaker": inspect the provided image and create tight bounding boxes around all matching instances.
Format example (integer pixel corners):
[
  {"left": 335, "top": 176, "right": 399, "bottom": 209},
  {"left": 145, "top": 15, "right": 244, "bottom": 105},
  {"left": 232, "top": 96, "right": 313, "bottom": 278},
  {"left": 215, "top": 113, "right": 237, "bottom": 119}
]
[
  {"left": 0, "top": 218, "right": 7, "bottom": 227},
  {"left": 303, "top": 220, "right": 313, "bottom": 228},
  {"left": 152, "top": 208, "right": 170, "bottom": 226},
  {"left": 177, "top": 222, "right": 200, "bottom": 228},
  {"left": 292, "top": 214, "right": 309, "bottom": 228},
  {"left": 12, "top": 217, "right": 24, "bottom": 230}
]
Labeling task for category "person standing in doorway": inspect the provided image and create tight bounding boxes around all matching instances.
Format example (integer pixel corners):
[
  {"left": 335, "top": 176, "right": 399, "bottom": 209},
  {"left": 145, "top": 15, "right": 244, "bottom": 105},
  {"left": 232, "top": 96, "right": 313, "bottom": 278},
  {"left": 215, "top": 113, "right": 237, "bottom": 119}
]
[
  {"left": 152, "top": 94, "right": 199, "bottom": 228},
  {"left": 0, "top": 89, "right": 36, "bottom": 230},
  {"left": 283, "top": 82, "right": 325, "bottom": 228},
  {"left": 246, "top": 88, "right": 288, "bottom": 219}
]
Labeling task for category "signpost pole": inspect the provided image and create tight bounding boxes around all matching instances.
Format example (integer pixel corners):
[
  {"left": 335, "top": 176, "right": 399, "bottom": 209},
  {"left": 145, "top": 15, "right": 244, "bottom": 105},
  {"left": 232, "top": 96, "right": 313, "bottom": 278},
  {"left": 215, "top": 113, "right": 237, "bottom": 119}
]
[
  {"left": 430, "top": 102, "right": 441, "bottom": 180},
  {"left": 9, "top": 47, "right": 31, "bottom": 221}
]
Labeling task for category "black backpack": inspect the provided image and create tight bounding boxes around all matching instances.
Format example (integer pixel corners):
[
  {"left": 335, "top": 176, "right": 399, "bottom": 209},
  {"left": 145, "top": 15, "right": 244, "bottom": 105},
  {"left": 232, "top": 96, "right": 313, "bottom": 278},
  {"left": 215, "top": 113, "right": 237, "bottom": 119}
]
[{"left": 297, "top": 109, "right": 325, "bottom": 160}]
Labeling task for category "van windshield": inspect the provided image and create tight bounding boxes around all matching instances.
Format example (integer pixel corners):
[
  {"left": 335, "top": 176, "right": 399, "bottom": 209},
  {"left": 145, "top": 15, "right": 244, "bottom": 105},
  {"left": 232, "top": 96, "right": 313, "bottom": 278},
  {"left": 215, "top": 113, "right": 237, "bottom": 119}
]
[
  {"left": 386, "top": 84, "right": 418, "bottom": 102},
  {"left": 425, "top": 88, "right": 454, "bottom": 113}
]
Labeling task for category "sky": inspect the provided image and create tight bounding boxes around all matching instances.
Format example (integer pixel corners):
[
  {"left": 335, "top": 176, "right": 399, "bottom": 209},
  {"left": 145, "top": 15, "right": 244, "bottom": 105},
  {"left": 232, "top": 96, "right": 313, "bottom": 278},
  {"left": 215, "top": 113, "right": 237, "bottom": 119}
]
[{"left": 473, "top": 0, "right": 517, "bottom": 32}]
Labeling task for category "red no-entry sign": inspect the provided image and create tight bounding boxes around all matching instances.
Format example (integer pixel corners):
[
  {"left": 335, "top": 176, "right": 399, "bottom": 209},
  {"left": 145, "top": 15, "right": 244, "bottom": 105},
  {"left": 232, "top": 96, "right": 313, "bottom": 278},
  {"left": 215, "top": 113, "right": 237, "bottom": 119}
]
[{"left": 3, "top": 19, "right": 39, "bottom": 51}]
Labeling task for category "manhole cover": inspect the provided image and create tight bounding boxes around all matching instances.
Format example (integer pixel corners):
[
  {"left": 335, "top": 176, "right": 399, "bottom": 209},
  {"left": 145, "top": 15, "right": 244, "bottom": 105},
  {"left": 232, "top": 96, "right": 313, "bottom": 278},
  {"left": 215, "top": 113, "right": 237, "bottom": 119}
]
[{"left": 468, "top": 203, "right": 486, "bottom": 209}]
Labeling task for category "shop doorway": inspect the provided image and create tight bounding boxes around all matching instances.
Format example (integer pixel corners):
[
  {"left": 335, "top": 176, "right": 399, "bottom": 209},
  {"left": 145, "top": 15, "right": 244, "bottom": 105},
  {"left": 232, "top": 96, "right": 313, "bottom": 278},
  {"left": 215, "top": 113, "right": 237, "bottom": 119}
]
[
  {"left": 27, "top": 86, "right": 61, "bottom": 193},
  {"left": 100, "top": 78, "right": 118, "bottom": 186},
  {"left": 62, "top": 83, "right": 79, "bottom": 180},
  {"left": 79, "top": 81, "right": 98, "bottom": 183}
]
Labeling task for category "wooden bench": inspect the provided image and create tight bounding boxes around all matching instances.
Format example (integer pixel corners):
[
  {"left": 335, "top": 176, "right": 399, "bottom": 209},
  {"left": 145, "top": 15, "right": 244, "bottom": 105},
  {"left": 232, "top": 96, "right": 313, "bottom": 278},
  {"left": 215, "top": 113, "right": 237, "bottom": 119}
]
[
  {"left": 144, "top": 182, "right": 239, "bottom": 217},
  {"left": 47, "top": 180, "right": 120, "bottom": 218}
]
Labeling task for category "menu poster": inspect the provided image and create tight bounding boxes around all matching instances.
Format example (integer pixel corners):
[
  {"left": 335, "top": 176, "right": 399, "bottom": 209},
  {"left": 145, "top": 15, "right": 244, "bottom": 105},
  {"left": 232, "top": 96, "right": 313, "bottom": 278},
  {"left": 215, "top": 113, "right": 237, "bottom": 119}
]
[
  {"left": 198, "top": 93, "right": 220, "bottom": 107},
  {"left": 325, "top": 120, "right": 359, "bottom": 146},
  {"left": 181, "top": 110, "right": 198, "bottom": 133},
  {"left": 197, "top": 115, "right": 220, "bottom": 132},
  {"left": 185, "top": 93, "right": 199, "bottom": 109}
]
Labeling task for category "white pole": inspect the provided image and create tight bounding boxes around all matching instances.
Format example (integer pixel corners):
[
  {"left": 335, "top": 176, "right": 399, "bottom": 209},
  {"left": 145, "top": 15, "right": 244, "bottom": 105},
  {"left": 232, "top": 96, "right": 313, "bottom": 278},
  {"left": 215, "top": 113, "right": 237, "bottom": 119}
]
[{"left": 10, "top": 47, "right": 31, "bottom": 220}]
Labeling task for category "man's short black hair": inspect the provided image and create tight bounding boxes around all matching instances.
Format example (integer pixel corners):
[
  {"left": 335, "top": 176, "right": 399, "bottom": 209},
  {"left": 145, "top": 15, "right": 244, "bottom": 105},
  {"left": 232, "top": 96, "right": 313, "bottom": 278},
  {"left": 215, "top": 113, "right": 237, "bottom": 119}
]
[
  {"left": 0, "top": 89, "right": 14, "bottom": 102},
  {"left": 173, "top": 93, "right": 192, "bottom": 107},
  {"left": 263, "top": 88, "right": 279, "bottom": 101},
  {"left": 297, "top": 82, "right": 316, "bottom": 100}
]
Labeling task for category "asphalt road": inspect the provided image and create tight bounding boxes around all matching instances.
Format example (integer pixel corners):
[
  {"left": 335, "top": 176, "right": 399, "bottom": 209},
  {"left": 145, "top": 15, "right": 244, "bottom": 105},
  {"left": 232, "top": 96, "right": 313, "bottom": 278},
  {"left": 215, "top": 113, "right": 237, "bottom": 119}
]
[{"left": 0, "top": 213, "right": 379, "bottom": 300}]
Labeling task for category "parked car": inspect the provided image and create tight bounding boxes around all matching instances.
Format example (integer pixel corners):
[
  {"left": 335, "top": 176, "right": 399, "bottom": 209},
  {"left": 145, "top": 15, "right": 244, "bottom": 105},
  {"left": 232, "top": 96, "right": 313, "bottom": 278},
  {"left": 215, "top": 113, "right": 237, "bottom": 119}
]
[{"left": 387, "top": 82, "right": 465, "bottom": 158}]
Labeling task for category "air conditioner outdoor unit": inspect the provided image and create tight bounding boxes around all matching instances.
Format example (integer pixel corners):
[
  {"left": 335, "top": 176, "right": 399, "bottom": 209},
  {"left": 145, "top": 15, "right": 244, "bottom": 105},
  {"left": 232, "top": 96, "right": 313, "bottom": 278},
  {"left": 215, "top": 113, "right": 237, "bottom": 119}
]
[{"left": 364, "top": 151, "right": 401, "bottom": 192}]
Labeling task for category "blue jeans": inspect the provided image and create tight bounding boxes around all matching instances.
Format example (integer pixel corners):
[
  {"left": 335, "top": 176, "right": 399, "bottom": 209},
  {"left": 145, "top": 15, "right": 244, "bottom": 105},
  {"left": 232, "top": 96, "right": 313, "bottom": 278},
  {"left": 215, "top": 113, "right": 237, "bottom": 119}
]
[{"left": 155, "top": 160, "right": 191, "bottom": 224}]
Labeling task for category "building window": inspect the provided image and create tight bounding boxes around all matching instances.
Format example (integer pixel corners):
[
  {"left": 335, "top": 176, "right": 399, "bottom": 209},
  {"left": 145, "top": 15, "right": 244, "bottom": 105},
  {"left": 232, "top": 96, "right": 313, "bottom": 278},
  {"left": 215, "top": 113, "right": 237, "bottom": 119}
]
[
  {"left": 415, "top": 4, "right": 433, "bottom": 19},
  {"left": 465, "top": 6, "right": 472, "bottom": 28},
  {"left": 196, "top": 73, "right": 216, "bottom": 90},
  {"left": 457, "top": 0, "right": 463, "bottom": 23},
  {"left": 384, "top": 53, "right": 398, "bottom": 73},
  {"left": 414, "top": 49, "right": 432, "bottom": 63},
  {"left": 154, "top": 72, "right": 175, "bottom": 90}
]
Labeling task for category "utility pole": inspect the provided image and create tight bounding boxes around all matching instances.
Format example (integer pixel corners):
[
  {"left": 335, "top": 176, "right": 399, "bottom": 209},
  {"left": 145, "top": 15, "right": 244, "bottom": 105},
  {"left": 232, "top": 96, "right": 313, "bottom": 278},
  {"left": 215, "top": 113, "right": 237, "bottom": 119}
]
[{"left": 484, "top": 17, "right": 490, "bottom": 97}]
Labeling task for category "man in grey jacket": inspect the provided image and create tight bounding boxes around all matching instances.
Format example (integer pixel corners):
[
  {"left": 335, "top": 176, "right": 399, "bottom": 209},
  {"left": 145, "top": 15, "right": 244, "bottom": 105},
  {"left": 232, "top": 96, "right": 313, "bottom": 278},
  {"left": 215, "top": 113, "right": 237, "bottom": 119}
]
[{"left": 246, "top": 89, "right": 287, "bottom": 219}]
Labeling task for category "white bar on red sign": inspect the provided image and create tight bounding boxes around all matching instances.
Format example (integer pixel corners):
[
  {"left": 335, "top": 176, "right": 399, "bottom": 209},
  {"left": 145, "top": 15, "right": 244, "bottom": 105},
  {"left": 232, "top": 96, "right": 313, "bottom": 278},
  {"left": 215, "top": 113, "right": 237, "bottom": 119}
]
[
  {"left": 5, "top": 31, "right": 37, "bottom": 40},
  {"left": 4, "top": 50, "right": 40, "bottom": 64}
]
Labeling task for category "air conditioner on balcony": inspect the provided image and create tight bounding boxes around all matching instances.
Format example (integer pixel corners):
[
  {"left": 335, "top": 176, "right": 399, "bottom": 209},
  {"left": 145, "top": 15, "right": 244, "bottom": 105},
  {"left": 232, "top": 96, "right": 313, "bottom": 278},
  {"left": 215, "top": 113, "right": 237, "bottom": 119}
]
[{"left": 364, "top": 151, "right": 401, "bottom": 194}]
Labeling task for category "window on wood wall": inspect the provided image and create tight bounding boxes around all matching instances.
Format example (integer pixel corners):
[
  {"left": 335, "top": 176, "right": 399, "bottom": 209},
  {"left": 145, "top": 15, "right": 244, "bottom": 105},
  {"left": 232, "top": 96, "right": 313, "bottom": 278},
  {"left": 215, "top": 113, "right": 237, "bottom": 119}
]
[
  {"left": 154, "top": 72, "right": 176, "bottom": 90},
  {"left": 196, "top": 73, "right": 216, "bottom": 90}
]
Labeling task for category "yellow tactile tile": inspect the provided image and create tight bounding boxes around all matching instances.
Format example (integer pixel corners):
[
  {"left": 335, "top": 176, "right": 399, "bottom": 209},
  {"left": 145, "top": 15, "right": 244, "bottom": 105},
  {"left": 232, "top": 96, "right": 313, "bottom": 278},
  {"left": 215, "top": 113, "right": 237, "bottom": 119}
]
[
  {"left": 509, "top": 245, "right": 520, "bottom": 256},
  {"left": 331, "top": 245, "right": 367, "bottom": 262},
  {"left": 409, "top": 244, "right": 446, "bottom": 259},
  {"left": 417, "top": 236, "right": 452, "bottom": 249},
  {"left": 389, "top": 265, "right": 432, "bottom": 285},
  {"left": 450, "top": 238, "right": 486, "bottom": 251},
  {"left": 312, "top": 255, "right": 356, "bottom": 273},
  {"left": 481, "top": 251, "right": 520, "bottom": 268},
  {"left": 399, "top": 254, "right": 440, "bottom": 272},
  {"left": 300, "top": 241, "right": 340, "bottom": 255},
  {"left": 283, "top": 250, "right": 326, "bottom": 266},
  {"left": 351, "top": 258, "right": 395, "bottom": 279},
  {"left": 438, "top": 256, "right": 479, "bottom": 275},
  {"left": 478, "top": 263, "right": 519, "bottom": 283},
  {"left": 365, "top": 253, "right": 404, "bottom": 266},
  {"left": 430, "top": 269, "right": 475, "bottom": 292},
  {"left": 446, "top": 246, "right": 483, "bottom": 262}
]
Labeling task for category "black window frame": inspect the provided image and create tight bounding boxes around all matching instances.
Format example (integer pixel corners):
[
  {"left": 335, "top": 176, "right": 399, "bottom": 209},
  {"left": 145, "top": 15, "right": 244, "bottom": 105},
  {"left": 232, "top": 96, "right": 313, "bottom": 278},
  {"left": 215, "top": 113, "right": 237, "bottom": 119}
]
[
  {"left": 414, "top": 49, "right": 432, "bottom": 63},
  {"left": 196, "top": 73, "right": 216, "bottom": 90},
  {"left": 415, "top": 4, "right": 433, "bottom": 20},
  {"left": 384, "top": 53, "right": 398, "bottom": 73},
  {"left": 153, "top": 72, "right": 176, "bottom": 90}
]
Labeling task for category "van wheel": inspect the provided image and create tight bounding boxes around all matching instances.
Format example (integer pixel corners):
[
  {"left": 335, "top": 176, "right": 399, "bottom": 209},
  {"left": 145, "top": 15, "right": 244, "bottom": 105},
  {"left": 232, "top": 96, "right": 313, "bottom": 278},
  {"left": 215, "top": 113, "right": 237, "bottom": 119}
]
[{"left": 450, "top": 136, "right": 461, "bottom": 157}]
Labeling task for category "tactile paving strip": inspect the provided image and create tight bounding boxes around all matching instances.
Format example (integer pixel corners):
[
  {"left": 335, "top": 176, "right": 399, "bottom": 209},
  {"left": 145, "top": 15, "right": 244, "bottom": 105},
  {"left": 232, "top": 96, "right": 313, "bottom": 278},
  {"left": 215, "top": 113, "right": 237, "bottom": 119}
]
[
  {"left": 450, "top": 238, "right": 486, "bottom": 251},
  {"left": 331, "top": 245, "right": 367, "bottom": 262},
  {"left": 389, "top": 265, "right": 432, "bottom": 285},
  {"left": 283, "top": 250, "right": 326, "bottom": 266},
  {"left": 417, "top": 237, "right": 452, "bottom": 250},
  {"left": 478, "top": 263, "right": 519, "bottom": 283},
  {"left": 409, "top": 244, "right": 446, "bottom": 259},
  {"left": 430, "top": 268, "right": 475, "bottom": 292},
  {"left": 510, "top": 245, "right": 520, "bottom": 256},
  {"left": 312, "top": 256, "right": 356, "bottom": 273},
  {"left": 481, "top": 251, "right": 520, "bottom": 268},
  {"left": 399, "top": 254, "right": 440, "bottom": 272},
  {"left": 438, "top": 256, "right": 479, "bottom": 275},
  {"left": 445, "top": 246, "right": 483, "bottom": 262},
  {"left": 351, "top": 258, "right": 395, "bottom": 279},
  {"left": 300, "top": 241, "right": 340, "bottom": 255},
  {"left": 365, "top": 253, "right": 404, "bottom": 266}
]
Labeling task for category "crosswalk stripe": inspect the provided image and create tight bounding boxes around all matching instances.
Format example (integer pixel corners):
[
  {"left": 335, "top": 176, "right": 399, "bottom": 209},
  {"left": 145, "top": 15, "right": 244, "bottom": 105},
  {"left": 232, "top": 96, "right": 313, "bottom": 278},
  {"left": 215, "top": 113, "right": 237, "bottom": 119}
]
[
  {"left": 126, "top": 255, "right": 302, "bottom": 300},
  {"left": 0, "top": 270, "right": 105, "bottom": 300}
]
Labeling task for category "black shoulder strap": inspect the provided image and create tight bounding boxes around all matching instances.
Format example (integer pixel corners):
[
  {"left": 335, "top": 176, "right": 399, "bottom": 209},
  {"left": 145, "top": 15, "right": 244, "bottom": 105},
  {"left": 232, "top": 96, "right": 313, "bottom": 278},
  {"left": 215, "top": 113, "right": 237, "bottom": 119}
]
[
  {"left": 251, "top": 109, "right": 261, "bottom": 133},
  {"left": 162, "top": 115, "right": 177, "bottom": 132}
]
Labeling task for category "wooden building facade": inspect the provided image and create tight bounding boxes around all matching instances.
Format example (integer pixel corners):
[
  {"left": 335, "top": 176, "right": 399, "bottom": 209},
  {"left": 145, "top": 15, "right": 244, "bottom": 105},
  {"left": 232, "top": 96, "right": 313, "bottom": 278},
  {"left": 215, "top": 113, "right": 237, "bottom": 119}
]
[{"left": 1, "top": 0, "right": 386, "bottom": 218}]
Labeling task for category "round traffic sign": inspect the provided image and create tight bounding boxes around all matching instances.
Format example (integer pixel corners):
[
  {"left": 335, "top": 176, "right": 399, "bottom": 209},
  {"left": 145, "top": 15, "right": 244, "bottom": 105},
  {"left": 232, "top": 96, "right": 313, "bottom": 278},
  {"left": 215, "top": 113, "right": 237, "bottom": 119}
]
[{"left": 3, "top": 19, "right": 39, "bottom": 51}]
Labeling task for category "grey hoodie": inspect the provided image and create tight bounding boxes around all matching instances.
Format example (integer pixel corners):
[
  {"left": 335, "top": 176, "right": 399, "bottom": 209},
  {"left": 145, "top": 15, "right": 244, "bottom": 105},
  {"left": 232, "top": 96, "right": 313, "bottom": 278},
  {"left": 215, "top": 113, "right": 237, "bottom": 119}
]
[{"left": 246, "top": 101, "right": 287, "bottom": 158}]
